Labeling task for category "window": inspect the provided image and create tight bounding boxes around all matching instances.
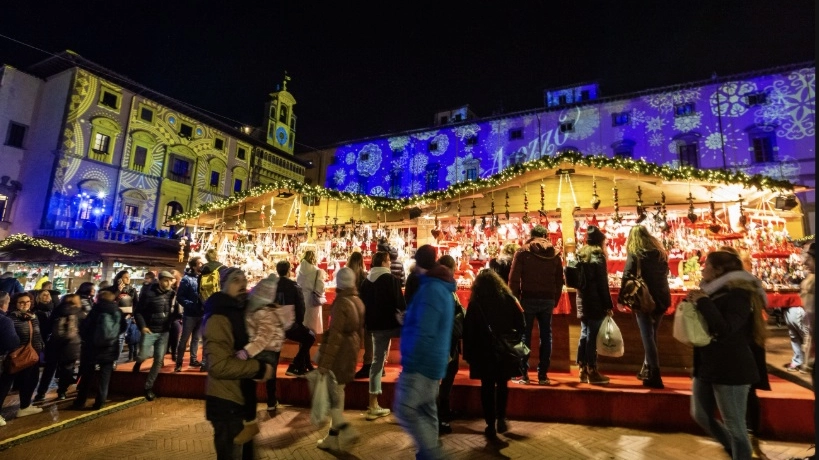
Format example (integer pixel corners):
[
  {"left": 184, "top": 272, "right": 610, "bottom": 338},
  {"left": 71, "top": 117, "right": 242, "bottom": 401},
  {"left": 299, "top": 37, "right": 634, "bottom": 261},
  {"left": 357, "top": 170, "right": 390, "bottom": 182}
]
[
  {"left": 746, "top": 92, "right": 768, "bottom": 106},
  {"left": 454, "top": 113, "right": 463, "bottom": 122},
  {"left": 234, "top": 179, "right": 243, "bottom": 193},
  {"left": 100, "top": 90, "right": 119, "bottom": 109},
  {"left": 509, "top": 128, "right": 523, "bottom": 140},
  {"left": 140, "top": 107, "right": 154, "bottom": 123},
  {"left": 389, "top": 172, "right": 401, "bottom": 197},
  {"left": 237, "top": 147, "right": 246, "bottom": 160},
  {"left": 678, "top": 142, "right": 699, "bottom": 168},
  {"left": 5, "top": 121, "right": 26, "bottom": 148},
  {"left": 751, "top": 134, "right": 776, "bottom": 163},
  {"left": 214, "top": 138, "right": 224, "bottom": 150},
  {"left": 674, "top": 103, "right": 696, "bottom": 117},
  {"left": 92, "top": 133, "right": 111, "bottom": 153},
  {"left": 360, "top": 152, "right": 370, "bottom": 162},
  {"left": 466, "top": 136, "right": 478, "bottom": 146},
  {"left": 169, "top": 157, "right": 191, "bottom": 184},
  {"left": 425, "top": 165, "right": 438, "bottom": 190},
  {"left": 163, "top": 201, "right": 183, "bottom": 224},
  {"left": 558, "top": 95, "right": 567, "bottom": 105},
  {"left": 559, "top": 122, "right": 574, "bottom": 133},
  {"left": 440, "top": 116, "right": 448, "bottom": 125},
  {"left": 133, "top": 146, "right": 148, "bottom": 171},
  {"left": 580, "top": 90, "right": 590, "bottom": 101},
  {"left": 179, "top": 123, "right": 193, "bottom": 139},
  {"left": 465, "top": 168, "right": 477, "bottom": 181},
  {"left": 612, "top": 112, "right": 630, "bottom": 126},
  {"left": 428, "top": 141, "right": 438, "bottom": 152},
  {"left": 123, "top": 204, "right": 140, "bottom": 230},
  {"left": 210, "top": 171, "right": 220, "bottom": 188}
]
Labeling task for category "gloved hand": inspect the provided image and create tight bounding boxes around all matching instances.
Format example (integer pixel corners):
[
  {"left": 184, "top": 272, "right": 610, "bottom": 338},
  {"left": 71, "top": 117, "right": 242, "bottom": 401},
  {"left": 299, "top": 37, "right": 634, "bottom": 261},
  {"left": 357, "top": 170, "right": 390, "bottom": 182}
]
[{"left": 235, "top": 349, "right": 249, "bottom": 360}]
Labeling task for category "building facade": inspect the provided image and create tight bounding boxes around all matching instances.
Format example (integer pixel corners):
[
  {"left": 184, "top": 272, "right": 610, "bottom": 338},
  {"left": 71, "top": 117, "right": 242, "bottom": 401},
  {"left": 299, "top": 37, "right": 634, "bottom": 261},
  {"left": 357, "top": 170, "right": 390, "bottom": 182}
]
[
  {"left": 0, "top": 51, "right": 306, "bottom": 240},
  {"left": 312, "top": 63, "right": 815, "bottom": 234}
]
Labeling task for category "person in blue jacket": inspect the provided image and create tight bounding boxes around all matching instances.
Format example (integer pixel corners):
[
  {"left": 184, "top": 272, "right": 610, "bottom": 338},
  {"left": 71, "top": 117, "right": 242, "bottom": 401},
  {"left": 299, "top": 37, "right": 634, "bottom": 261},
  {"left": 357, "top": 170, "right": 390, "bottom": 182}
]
[{"left": 394, "top": 244, "right": 456, "bottom": 460}]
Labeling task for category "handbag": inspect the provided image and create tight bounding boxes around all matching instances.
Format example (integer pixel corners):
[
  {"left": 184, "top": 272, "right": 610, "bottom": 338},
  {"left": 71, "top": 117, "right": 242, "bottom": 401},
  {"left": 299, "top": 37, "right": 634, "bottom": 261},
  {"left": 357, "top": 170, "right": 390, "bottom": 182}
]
[
  {"left": 564, "top": 259, "right": 583, "bottom": 289},
  {"left": 5, "top": 322, "right": 39, "bottom": 374},
  {"left": 673, "top": 300, "right": 712, "bottom": 347},
  {"left": 596, "top": 315, "right": 624, "bottom": 357},
  {"left": 476, "top": 299, "right": 530, "bottom": 377},
  {"left": 618, "top": 257, "right": 656, "bottom": 314}
]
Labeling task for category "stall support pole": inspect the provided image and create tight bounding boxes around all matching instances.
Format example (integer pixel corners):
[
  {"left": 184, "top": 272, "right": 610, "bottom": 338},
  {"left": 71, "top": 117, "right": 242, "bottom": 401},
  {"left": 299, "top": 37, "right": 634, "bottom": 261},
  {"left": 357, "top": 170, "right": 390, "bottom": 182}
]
[{"left": 100, "top": 258, "right": 115, "bottom": 284}]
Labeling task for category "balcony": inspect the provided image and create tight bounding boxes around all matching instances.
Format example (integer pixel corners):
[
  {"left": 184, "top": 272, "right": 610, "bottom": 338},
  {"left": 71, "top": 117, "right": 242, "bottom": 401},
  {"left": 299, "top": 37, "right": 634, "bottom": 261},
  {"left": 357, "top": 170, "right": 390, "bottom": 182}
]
[
  {"left": 35, "top": 228, "right": 144, "bottom": 243},
  {"left": 167, "top": 172, "right": 192, "bottom": 185}
]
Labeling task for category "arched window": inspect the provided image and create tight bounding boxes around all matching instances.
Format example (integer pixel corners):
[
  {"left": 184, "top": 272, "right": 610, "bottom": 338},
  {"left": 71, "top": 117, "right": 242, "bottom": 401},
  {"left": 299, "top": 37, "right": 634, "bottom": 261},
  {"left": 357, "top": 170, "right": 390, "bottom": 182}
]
[{"left": 163, "top": 201, "right": 183, "bottom": 225}]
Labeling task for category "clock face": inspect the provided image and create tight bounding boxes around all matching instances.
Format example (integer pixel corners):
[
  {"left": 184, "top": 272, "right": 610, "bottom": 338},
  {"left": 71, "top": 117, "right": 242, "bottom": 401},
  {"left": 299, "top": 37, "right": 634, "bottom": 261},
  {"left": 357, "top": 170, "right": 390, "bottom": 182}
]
[{"left": 275, "top": 126, "right": 288, "bottom": 146}]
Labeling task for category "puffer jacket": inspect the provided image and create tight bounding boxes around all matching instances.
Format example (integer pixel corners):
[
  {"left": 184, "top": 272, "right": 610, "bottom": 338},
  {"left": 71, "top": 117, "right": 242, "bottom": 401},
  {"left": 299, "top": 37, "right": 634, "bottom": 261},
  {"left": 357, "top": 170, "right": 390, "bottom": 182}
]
[
  {"left": 463, "top": 291, "right": 524, "bottom": 380},
  {"left": 134, "top": 283, "right": 177, "bottom": 333},
  {"left": 0, "top": 312, "right": 21, "bottom": 356},
  {"left": 360, "top": 267, "right": 406, "bottom": 331},
  {"left": 8, "top": 310, "right": 45, "bottom": 352},
  {"left": 576, "top": 246, "right": 613, "bottom": 320},
  {"left": 317, "top": 288, "right": 364, "bottom": 384},
  {"left": 508, "top": 237, "right": 564, "bottom": 302},
  {"left": 80, "top": 298, "right": 127, "bottom": 363},
  {"left": 622, "top": 249, "right": 672, "bottom": 312}
]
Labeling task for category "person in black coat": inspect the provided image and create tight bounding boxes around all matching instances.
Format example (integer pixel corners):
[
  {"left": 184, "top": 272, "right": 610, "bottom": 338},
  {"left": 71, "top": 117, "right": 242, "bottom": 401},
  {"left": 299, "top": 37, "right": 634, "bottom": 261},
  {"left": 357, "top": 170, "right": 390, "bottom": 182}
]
[
  {"left": 436, "top": 255, "right": 464, "bottom": 435},
  {"left": 35, "top": 294, "right": 84, "bottom": 402},
  {"left": 277, "top": 260, "right": 315, "bottom": 377},
  {"left": 575, "top": 226, "right": 613, "bottom": 385},
  {"left": 132, "top": 271, "right": 177, "bottom": 400},
  {"left": 463, "top": 269, "right": 525, "bottom": 440},
  {"left": 0, "top": 292, "right": 46, "bottom": 419},
  {"left": 621, "top": 225, "right": 672, "bottom": 389}
]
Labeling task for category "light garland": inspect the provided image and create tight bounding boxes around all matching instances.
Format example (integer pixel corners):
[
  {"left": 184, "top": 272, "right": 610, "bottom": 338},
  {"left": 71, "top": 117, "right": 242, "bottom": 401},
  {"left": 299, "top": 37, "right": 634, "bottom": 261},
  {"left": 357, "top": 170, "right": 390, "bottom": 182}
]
[
  {"left": 169, "top": 151, "right": 796, "bottom": 223},
  {"left": 0, "top": 234, "right": 80, "bottom": 257}
]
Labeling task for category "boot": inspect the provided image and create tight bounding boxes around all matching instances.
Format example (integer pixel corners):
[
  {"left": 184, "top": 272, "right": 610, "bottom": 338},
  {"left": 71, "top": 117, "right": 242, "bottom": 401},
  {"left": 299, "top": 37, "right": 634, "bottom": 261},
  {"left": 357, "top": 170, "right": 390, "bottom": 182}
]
[
  {"left": 637, "top": 363, "right": 650, "bottom": 381},
  {"left": 587, "top": 366, "right": 610, "bottom": 385},
  {"left": 749, "top": 431, "right": 770, "bottom": 460},
  {"left": 354, "top": 364, "right": 371, "bottom": 379},
  {"left": 643, "top": 366, "right": 664, "bottom": 389},
  {"left": 579, "top": 365, "right": 589, "bottom": 383}
]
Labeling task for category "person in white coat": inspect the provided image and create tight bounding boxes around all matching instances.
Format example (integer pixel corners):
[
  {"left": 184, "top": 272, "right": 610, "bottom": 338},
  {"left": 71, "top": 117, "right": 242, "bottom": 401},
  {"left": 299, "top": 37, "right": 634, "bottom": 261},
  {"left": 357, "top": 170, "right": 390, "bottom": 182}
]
[{"left": 296, "top": 250, "right": 326, "bottom": 335}]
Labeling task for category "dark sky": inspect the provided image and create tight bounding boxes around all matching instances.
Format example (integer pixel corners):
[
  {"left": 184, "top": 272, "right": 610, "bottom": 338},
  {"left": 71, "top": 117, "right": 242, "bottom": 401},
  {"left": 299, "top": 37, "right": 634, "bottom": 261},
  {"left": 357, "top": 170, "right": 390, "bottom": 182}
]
[{"left": 0, "top": 2, "right": 814, "bottom": 151}]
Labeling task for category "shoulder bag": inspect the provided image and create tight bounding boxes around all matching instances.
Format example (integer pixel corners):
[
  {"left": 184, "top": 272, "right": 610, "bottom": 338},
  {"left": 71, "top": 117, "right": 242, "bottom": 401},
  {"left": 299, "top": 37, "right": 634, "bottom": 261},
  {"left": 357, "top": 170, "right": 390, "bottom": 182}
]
[
  {"left": 476, "top": 299, "right": 530, "bottom": 377},
  {"left": 5, "top": 322, "right": 39, "bottom": 374},
  {"left": 673, "top": 300, "right": 712, "bottom": 347},
  {"left": 618, "top": 257, "right": 656, "bottom": 314},
  {"left": 311, "top": 269, "right": 326, "bottom": 306}
]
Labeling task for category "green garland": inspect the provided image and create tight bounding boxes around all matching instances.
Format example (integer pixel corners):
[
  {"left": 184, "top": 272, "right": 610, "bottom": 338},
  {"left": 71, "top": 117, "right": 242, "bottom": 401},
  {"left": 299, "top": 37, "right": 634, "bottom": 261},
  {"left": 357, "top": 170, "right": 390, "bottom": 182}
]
[
  {"left": 169, "top": 151, "right": 795, "bottom": 223},
  {"left": 0, "top": 233, "right": 80, "bottom": 257}
]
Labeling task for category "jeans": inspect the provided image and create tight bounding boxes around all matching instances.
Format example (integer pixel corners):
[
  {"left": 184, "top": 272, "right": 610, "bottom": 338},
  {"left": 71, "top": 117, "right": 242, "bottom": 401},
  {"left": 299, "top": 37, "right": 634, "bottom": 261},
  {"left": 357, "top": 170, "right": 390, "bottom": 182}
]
[
  {"left": 137, "top": 331, "right": 169, "bottom": 389},
  {"left": 369, "top": 328, "right": 400, "bottom": 394},
  {"left": 784, "top": 307, "right": 809, "bottom": 367},
  {"left": 634, "top": 309, "right": 664, "bottom": 368},
  {"left": 175, "top": 316, "right": 203, "bottom": 365},
  {"left": 690, "top": 377, "right": 751, "bottom": 460},
  {"left": 577, "top": 317, "right": 605, "bottom": 368},
  {"left": 437, "top": 354, "right": 459, "bottom": 422},
  {"left": 207, "top": 396, "right": 254, "bottom": 460},
  {"left": 395, "top": 372, "right": 445, "bottom": 460},
  {"left": 0, "top": 363, "right": 39, "bottom": 409},
  {"left": 75, "top": 359, "right": 114, "bottom": 407},
  {"left": 480, "top": 375, "right": 509, "bottom": 428},
  {"left": 36, "top": 359, "right": 76, "bottom": 397},
  {"left": 521, "top": 298, "right": 555, "bottom": 378},
  {"left": 285, "top": 324, "right": 315, "bottom": 371}
]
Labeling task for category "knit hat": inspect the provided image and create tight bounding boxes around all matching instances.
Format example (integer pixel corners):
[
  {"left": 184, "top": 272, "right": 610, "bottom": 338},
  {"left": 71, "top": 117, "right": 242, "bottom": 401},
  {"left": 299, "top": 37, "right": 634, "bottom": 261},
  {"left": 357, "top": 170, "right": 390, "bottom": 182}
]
[
  {"left": 586, "top": 225, "right": 606, "bottom": 246},
  {"left": 248, "top": 273, "right": 279, "bottom": 310},
  {"left": 413, "top": 244, "right": 438, "bottom": 270},
  {"left": 531, "top": 225, "right": 548, "bottom": 238},
  {"left": 335, "top": 267, "right": 356, "bottom": 290},
  {"left": 220, "top": 267, "right": 243, "bottom": 287}
]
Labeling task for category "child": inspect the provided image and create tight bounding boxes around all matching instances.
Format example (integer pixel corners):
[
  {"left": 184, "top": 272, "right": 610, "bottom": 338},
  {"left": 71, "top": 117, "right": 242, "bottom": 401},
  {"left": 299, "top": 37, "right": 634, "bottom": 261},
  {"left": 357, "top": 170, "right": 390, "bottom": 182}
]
[
  {"left": 125, "top": 313, "right": 141, "bottom": 362},
  {"left": 233, "top": 273, "right": 295, "bottom": 444}
]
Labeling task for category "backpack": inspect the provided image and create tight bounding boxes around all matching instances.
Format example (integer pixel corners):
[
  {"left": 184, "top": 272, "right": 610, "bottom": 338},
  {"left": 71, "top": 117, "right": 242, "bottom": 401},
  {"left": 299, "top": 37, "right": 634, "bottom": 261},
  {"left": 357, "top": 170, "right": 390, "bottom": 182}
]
[
  {"left": 54, "top": 314, "right": 79, "bottom": 342},
  {"left": 93, "top": 310, "right": 122, "bottom": 347},
  {"left": 199, "top": 267, "right": 221, "bottom": 303}
]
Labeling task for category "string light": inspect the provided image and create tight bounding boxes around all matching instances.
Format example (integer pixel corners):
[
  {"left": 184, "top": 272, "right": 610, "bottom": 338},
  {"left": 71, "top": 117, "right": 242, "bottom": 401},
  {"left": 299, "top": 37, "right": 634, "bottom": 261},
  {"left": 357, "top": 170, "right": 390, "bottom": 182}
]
[{"left": 0, "top": 234, "right": 80, "bottom": 257}]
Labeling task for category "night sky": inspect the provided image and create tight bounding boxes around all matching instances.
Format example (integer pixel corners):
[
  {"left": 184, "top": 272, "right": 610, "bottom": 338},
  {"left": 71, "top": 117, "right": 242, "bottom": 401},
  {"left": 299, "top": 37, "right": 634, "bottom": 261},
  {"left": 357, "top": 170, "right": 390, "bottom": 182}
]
[{"left": 0, "top": 2, "right": 814, "bottom": 152}]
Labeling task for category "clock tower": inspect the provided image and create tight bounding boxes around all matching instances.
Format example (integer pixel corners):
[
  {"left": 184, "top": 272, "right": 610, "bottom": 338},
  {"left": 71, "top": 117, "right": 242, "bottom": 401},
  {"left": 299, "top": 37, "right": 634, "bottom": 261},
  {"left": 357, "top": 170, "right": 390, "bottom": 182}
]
[{"left": 265, "top": 73, "right": 296, "bottom": 155}]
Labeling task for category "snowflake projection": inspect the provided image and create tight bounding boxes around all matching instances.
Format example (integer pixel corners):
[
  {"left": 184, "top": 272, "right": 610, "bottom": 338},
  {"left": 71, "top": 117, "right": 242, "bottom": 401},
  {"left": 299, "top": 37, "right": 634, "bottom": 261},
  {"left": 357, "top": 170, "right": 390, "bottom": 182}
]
[
  {"left": 643, "top": 88, "right": 701, "bottom": 114},
  {"left": 702, "top": 122, "right": 743, "bottom": 162},
  {"left": 630, "top": 109, "right": 646, "bottom": 128},
  {"left": 344, "top": 182, "right": 362, "bottom": 194},
  {"left": 333, "top": 169, "right": 346, "bottom": 185},
  {"left": 603, "top": 100, "right": 629, "bottom": 114},
  {"left": 756, "top": 68, "right": 815, "bottom": 140},
  {"left": 734, "top": 155, "right": 801, "bottom": 183},
  {"left": 490, "top": 118, "right": 512, "bottom": 135},
  {"left": 409, "top": 180, "right": 423, "bottom": 195},
  {"left": 413, "top": 130, "right": 437, "bottom": 141},
  {"left": 429, "top": 134, "right": 450, "bottom": 156},
  {"left": 645, "top": 116, "right": 667, "bottom": 133},
  {"left": 345, "top": 152, "right": 356, "bottom": 165},
  {"left": 409, "top": 153, "right": 429, "bottom": 175},
  {"left": 369, "top": 186, "right": 387, "bottom": 197},
  {"left": 584, "top": 142, "right": 604, "bottom": 155},
  {"left": 710, "top": 81, "right": 757, "bottom": 117},
  {"left": 568, "top": 107, "right": 600, "bottom": 141},
  {"left": 648, "top": 133, "right": 665, "bottom": 147},
  {"left": 668, "top": 139, "right": 685, "bottom": 155},
  {"left": 391, "top": 151, "right": 409, "bottom": 171},
  {"left": 673, "top": 112, "right": 702, "bottom": 132},
  {"left": 388, "top": 136, "right": 410, "bottom": 152},
  {"left": 704, "top": 132, "right": 726, "bottom": 150},
  {"left": 356, "top": 143, "right": 383, "bottom": 177},
  {"left": 446, "top": 153, "right": 481, "bottom": 185},
  {"left": 453, "top": 124, "right": 480, "bottom": 141}
]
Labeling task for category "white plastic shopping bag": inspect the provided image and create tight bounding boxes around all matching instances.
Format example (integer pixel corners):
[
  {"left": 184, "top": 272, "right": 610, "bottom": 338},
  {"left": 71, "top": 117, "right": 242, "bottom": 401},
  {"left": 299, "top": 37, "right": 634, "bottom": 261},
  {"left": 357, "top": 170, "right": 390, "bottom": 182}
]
[
  {"left": 306, "top": 370, "right": 338, "bottom": 426},
  {"left": 596, "top": 315, "right": 624, "bottom": 357},
  {"left": 673, "top": 300, "right": 712, "bottom": 347}
]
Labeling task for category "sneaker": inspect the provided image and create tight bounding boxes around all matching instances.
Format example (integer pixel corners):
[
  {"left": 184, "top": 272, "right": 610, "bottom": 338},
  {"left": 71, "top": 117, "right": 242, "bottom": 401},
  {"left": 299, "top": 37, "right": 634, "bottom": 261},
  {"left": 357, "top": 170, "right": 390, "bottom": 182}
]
[
  {"left": 145, "top": 389, "right": 156, "bottom": 401},
  {"left": 438, "top": 421, "right": 452, "bottom": 435},
  {"left": 365, "top": 406, "right": 390, "bottom": 420},
  {"left": 57, "top": 392, "right": 66, "bottom": 401},
  {"left": 637, "top": 363, "right": 650, "bottom": 381},
  {"left": 173, "top": 364, "right": 182, "bottom": 373},
  {"left": 784, "top": 363, "right": 801, "bottom": 372},
  {"left": 579, "top": 366, "right": 589, "bottom": 383},
  {"left": 17, "top": 405, "right": 43, "bottom": 418},
  {"left": 267, "top": 401, "right": 279, "bottom": 412},
  {"left": 285, "top": 366, "right": 303, "bottom": 377},
  {"left": 484, "top": 425, "right": 498, "bottom": 440},
  {"left": 514, "top": 377, "right": 530, "bottom": 385},
  {"left": 337, "top": 424, "right": 360, "bottom": 451},
  {"left": 32, "top": 394, "right": 45, "bottom": 404},
  {"left": 0, "top": 415, "right": 6, "bottom": 426},
  {"left": 317, "top": 434, "right": 339, "bottom": 451},
  {"left": 189, "top": 360, "right": 203, "bottom": 367},
  {"left": 538, "top": 378, "right": 551, "bottom": 386}
]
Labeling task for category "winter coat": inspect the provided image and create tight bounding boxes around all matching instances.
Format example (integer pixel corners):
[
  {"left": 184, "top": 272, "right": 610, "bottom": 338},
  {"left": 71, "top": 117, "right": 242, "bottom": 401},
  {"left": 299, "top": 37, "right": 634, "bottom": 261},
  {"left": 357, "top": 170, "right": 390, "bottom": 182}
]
[
  {"left": 80, "top": 299, "right": 127, "bottom": 363},
  {"left": 296, "top": 260, "right": 325, "bottom": 334},
  {"left": 0, "top": 312, "right": 21, "bottom": 356},
  {"left": 449, "top": 294, "right": 465, "bottom": 359},
  {"left": 576, "top": 246, "right": 613, "bottom": 320},
  {"left": 508, "top": 237, "right": 564, "bottom": 303},
  {"left": 317, "top": 288, "right": 364, "bottom": 384},
  {"left": 622, "top": 249, "right": 672, "bottom": 313},
  {"left": 31, "top": 299, "right": 55, "bottom": 343},
  {"left": 801, "top": 273, "right": 815, "bottom": 335},
  {"left": 488, "top": 257, "right": 513, "bottom": 286},
  {"left": 360, "top": 267, "right": 406, "bottom": 331},
  {"left": 203, "top": 292, "right": 268, "bottom": 407},
  {"left": 404, "top": 270, "right": 421, "bottom": 304},
  {"left": 177, "top": 272, "right": 203, "bottom": 317},
  {"left": 244, "top": 304, "right": 295, "bottom": 356},
  {"left": 400, "top": 265, "right": 456, "bottom": 380},
  {"left": 277, "top": 277, "right": 306, "bottom": 325},
  {"left": 8, "top": 310, "right": 44, "bottom": 352},
  {"left": 0, "top": 276, "right": 24, "bottom": 295},
  {"left": 49, "top": 301, "right": 83, "bottom": 363},
  {"left": 134, "top": 283, "right": 177, "bottom": 333},
  {"left": 463, "top": 291, "right": 525, "bottom": 380},
  {"left": 692, "top": 277, "right": 761, "bottom": 386}
]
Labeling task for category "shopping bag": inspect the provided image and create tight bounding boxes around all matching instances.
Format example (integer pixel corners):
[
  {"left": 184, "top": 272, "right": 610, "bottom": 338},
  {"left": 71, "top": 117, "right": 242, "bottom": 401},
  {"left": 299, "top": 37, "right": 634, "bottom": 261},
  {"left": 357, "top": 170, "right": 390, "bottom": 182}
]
[
  {"left": 596, "top": 316, "right": 624, "bottom": 357},
  {"left": 307, "top": 371, "right": 330, "bottom": 426},
  {"left": 673, "top": 300, "right": 712, "bottom": 347}
]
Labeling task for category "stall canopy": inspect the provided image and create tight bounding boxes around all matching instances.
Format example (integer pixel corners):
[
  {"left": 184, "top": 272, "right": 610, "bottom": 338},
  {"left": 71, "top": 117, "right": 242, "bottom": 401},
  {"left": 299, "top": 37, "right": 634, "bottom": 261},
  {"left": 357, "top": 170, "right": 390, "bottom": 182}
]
[{"left": 0, "top": 234, "right": 182, "bottom": 267}]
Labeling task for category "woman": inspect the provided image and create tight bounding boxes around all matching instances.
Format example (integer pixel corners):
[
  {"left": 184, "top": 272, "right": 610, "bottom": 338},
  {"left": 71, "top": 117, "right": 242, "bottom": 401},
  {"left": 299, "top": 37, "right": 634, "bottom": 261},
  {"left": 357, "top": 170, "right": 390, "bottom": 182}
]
[
  {"left": 296, "top": 250, "right": 326, "bottom": 335},
  {"left": 687, "top": 251, "right": 763, "bottom": 460},
  {"left": 76, "top": 282, "right": 96, "bottom": 315},
  {"left": 0, "top": 292, "right": 46, "bottom": 419},
  {"left": 316, "top": 267, "right": 364, "bottom": 452},
  {"left": 35, "top": 293, "right": 84, "bottom": 403},
  {"left": 621, "top": 225, "right": 671, "bottom": 389},
  {"left": 463, "top": 269, "right": 525, "bottom": 439},
  {"left": 111, "top": 270, "right": 138, "bottom": 361},
  {"left": 575, "top": 226, "right": 613, "bottom": 385},
  {"left": 348, "top": 251, "right": 374, "bottom": 379}
]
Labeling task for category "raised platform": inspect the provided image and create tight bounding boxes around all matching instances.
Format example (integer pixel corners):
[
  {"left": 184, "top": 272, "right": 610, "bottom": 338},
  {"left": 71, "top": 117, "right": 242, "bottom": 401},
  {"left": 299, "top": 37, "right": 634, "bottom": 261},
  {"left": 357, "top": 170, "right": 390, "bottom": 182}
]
[{"left": 110, "top": 356, "right": 814, "bottom": 442}]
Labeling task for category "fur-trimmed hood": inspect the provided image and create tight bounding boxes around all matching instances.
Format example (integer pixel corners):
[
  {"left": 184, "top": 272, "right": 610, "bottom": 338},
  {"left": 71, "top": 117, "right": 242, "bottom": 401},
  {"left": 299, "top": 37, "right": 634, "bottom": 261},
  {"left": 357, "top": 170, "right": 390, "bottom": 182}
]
[{"left": 700, "top": 270, "right": 767, "bottom": 308}]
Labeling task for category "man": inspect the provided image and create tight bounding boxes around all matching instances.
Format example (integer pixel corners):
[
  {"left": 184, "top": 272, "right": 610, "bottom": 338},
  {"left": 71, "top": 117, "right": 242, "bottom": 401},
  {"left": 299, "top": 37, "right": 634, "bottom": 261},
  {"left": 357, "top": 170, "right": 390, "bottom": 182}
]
[
  {"left": 203, "top": 267, "right": 274, "bottom": 460},
  {"left": 378, "top": 238, "right": 406, "bottom": 286},
  {"left": 175, "top": 256, "right": 204, "bottom": 372},
  {"left": 508, "top": 224, "right": 564, "bottom": 385},
  {"left": 133, "top": 271, "right": 177, "bottom": 401},
  {"left": 0, "top": 291, "right": 10, "bottom": 314},
  {"left": 278, "top": 260, "right": 315, "bottom": 378},
  {"left": 139, "top": 271, "right": 156, "bottom": 301},
  {"left": 394, "top": 244, "right": 455, "bottom": 460},
  {"left": 0, "top": 272, "right": 24, "bottom": 295}
]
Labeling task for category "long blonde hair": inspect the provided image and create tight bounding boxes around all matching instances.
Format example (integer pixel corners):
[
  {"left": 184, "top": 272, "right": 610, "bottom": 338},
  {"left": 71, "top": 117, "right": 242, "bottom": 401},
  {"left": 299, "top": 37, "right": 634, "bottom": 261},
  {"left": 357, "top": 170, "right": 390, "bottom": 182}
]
[{"left": 625, "top": 225, "right": 667, "bottom": 261}]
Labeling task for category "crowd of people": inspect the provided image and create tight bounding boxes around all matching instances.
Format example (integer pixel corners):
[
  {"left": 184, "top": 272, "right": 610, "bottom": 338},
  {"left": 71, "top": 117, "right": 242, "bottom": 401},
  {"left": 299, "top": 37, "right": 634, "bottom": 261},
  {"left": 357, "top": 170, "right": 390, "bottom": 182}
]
[{"left": 0, "top": 231, "right": 815, "bottom": 460}]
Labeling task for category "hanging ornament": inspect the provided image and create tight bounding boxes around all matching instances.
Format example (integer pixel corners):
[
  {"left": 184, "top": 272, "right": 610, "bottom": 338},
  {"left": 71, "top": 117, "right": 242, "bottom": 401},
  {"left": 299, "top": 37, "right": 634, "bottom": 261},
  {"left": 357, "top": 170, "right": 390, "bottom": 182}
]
[
  {"left": 522, "top": 187, "right": 530, "bottom": 223},
  {"left": 612, "top": 184, "right": 622, "bottom": 223},
  {"left": 635, "top": 186, "right": 647, "bottom": 223},
  {"left": 687, "top": 192, "right": 698, "bottom": 224},
  {"left": 456, "top": 200, "right": 464, "bottom": 233},
  {"left": 490, "top": 192, "right": 496, "bottom": 228},
  {"left": 708, "top": 198, "right": 721, "bottom": 234},
  {"left": 591, "top": 177, "right": 601, "bottom": 210},
  {"left": 470, "top": 199, "right": 477, "bottom": 227},
  {"left": 738, "top": 195, "right": 748, "bottom": 230},
  {"left": 540, "top": 182, "right": 545, "bottom": 213},
  {"left": 659, "top": 192, "right": 669, "bottom": 232},
  {"left": 504, "top": 192, "right": 510, "bottom": 221}
]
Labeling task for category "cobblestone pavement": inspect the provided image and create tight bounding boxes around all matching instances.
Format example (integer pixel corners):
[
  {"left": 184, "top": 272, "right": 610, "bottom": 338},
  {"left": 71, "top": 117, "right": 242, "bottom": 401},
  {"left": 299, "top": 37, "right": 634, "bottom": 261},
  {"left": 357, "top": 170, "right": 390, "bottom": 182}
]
[{"left": 2, "top": 397, "right": 816, "bottom": 460}]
